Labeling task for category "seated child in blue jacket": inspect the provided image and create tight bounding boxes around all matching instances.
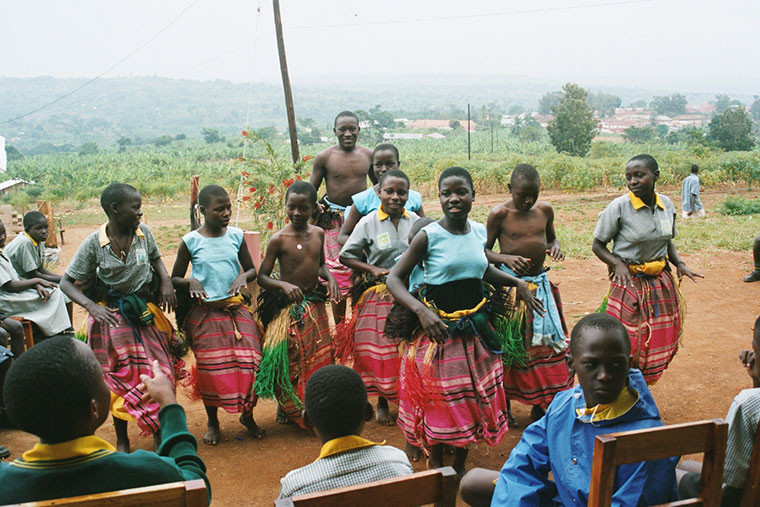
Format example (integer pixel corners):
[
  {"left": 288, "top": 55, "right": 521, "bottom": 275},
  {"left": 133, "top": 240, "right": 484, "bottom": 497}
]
[
  {"left": 0, "top": 336, "right": 210, "bottom": 504},
  {"left": 460, "top": 313, "right": 677, "bottom": 506}
]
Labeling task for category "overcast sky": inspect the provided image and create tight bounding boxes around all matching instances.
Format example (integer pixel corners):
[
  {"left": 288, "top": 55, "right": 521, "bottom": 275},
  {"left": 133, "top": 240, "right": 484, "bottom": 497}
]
[{"left": 3, "top": 0, "right": 758, "bottom": 93}]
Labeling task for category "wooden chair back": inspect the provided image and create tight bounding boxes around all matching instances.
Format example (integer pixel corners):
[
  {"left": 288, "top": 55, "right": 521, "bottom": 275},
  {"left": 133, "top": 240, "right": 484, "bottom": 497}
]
[
  {"left": 12, "top": 479, "right": 208, "bottom": 507},
  {"left": 741, "top": 417, "right": 760, "bottom": 507},
  {"left": 274, "top": 467, "right": 458, "bottom": 507},
  {"left": 9, "top": 316, "right": 35, "bottom": 351},
  {"left": 588, "top": 419, "right": 728, "bottom": 507}
]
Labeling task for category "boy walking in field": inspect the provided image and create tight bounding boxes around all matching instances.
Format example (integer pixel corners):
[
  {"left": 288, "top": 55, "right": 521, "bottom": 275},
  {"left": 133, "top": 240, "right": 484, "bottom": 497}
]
[
  {"left": 485, "top": 164, "right": 571, "bottom": 423},
  {"left": 680, "top": 164, "right": 704, "bottom": 219},
  {"left": 256, "top": 181, "right": 341, "bottom": 428},
  {"left": 310, "top": 111, "right": 373, "bottom": 323}
]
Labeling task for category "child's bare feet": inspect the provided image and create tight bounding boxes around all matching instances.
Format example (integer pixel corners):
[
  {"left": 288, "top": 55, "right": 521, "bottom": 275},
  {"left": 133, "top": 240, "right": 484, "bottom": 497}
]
[
  {"left": 203, "top": 421, "right": 221, "bottom": 445},
  {"left": 375, "top": 397, "right": 394, "bottom": 426},
  {"left": 276, "top": 405, "right": 293, "bottom": 425},
  {"left": 427, "top": 444, "right": 443, "bottom": 470},
  {"left": 240, "top": 412, "right": 265, "bottom": 439},
  {"left": 530, "top": 405, "right": 546, "bottom": 421},
  {"left": 405, "top": 442, "right": 422, "bottom": 462}
]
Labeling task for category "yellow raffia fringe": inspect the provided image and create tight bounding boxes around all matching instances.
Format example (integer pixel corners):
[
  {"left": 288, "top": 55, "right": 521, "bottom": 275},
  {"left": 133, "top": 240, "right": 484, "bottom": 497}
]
[
  {"left": 628, "top": 259, "right": 667, "bottom": 276},
  {"left": 424, "top": 296, "right": 486, "bottom": 320},
  {"left": 263, "top": 307, "right": 291, "bottom": 348},
  {"left": 356, "top": 283, "right": 391, "bottom": 307}
]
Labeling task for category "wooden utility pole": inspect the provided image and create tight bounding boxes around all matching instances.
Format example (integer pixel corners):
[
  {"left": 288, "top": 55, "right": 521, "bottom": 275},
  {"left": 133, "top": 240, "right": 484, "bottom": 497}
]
[
  {"left": 272, "top": 0, "right": 300, "bottom": 164},
  {"left": 467, "top": 103, "right": 471, "bottom": 160}
]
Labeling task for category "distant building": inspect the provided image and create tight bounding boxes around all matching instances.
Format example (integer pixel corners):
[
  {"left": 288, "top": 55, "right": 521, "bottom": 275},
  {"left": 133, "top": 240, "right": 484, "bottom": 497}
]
[
  {"left": 410, "top": 119, "right": 477, "bottom": 131},
  {"left": 0, "top": 179, "right": 33, "bottom": 196},
  {"left": 425, "top": 133, "right": 446, "bottom": 139},
  {"left": 383, "top": 133, "right": 424, "bottom": 140}
]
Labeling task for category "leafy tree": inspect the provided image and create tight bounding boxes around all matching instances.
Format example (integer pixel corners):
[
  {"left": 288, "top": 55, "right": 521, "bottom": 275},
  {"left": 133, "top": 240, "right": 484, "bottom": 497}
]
[
  {"left": 622, "top": 126, "right": 655, "bottom": 143},
  {"left": 117, "top": 136, "right": 132, "bottom": 152},
  {"left": 749, "top": 96, "right": 760, "bottom": 122},
  {"left": 546, "top": 83, "right": 598, "bottom": 157},
  {"left": 507, "top": 104, "right": 525, "bottom": 116},
  {"left": 298, "top": 117, "right": 315, "bottom": 129},
  {"left": 538, "top": 91, "right": 562, "bottom": 115},
  {"left": 655, "top": 124, "right": 669, "bottom": 139},
  {"left": 649, "top": 94, "right": 687, "bottom": 117},
  {"left": 713, "top": 94, "right": 743, "bottom": 115},
  {"left": 5, "top": 145, "right": 24, "bottom": 161},
  {"left": 153, "top": 135, "right": 173, "bottom": 147},
  {"left": 708, "top": 107, "right": 755, "bottom": 151},
  {"left": 629, "top": 99, "right": 648, "bottom": 108},
  {"left": 449, "top": 120, "right": 461, "bottom": 129},
  {"left": 368, "top": 105, "right": 396, "bottom": 129},
  {"left": 78, "top": 142, "right": 99, "bottom": 156},
  {"left": 588, "top": 92, "right": 622, "bottom": 117},
  {"left": 175, "top": 133, "right": 186, "bottom": 140},
  {"left": 254, "top": 126, "right": 278, "bottom": 142},
  {"left": 201, "top": 128, "right": 222, "bottom": 144}
]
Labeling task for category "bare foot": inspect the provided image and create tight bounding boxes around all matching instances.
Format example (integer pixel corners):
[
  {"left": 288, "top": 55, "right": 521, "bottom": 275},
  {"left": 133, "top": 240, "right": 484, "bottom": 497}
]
[
  {"left": 507, "top": 410, "right": 518, "bottom": 428},
  {"left": 375, "top": 399, "right": 395, "bottom": 426},
  {"left": 203, "top": 421, "right": 221, "bottom": 445},
  {"left": 530, "top": 405, "right": 546, "bottom": 421},
  {"left": 240, "top": 413, "right": 266, "bottom": 439},
  {"left": 276, "top": 405, "right": 293, "bottom": 425},
  {"left": 116, "top": 438, "right": 130, "bottom": 453},
  {"left": 405, "top": 442, "right": 422, "bottom": 462}
]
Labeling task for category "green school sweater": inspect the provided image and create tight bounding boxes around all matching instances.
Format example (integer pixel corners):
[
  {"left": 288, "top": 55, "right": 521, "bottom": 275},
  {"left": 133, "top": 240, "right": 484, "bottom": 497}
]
[{"left": 0, "top": 404, "right": 210, "bottom": 504}]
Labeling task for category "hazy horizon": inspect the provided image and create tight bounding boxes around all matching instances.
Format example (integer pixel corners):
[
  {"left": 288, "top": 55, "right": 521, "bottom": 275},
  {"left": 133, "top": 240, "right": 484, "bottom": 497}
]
[{"left": 3, "top": 0, "right": 759, "bottom": 95}]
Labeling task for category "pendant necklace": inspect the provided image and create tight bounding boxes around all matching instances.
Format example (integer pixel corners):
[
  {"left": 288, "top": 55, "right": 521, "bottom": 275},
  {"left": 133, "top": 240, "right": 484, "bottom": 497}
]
[{"left": 296, "top": 244, "right": 303, "bottom": 250}]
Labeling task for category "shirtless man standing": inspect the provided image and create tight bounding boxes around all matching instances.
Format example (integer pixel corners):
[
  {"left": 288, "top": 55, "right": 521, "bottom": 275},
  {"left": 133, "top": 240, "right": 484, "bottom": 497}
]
[{"left": 310, "top": 111, "right": 372, "bottom": 323}]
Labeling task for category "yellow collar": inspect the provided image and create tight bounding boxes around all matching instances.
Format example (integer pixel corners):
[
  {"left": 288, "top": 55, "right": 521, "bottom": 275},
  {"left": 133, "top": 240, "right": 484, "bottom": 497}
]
[
  {"left": 98, "top": 222, "right": 144, "bottom": 247},
  {"left": 24, "top": 233, "right": 39, "bottom": 247},
  {"left": 576, "top": 386, "right": 639, "bottom": 422},
  {"left": 377, "top": 205, "right": 408, "bottom": 221},
  {"left": 316, "top": 435, "right": 384, "bottom": 461},
  {"left": 628, "top": 191, "right": 664, "bottom": 210},
  {"left": 20, "top": 435, "right": 116, "bottom": 463}
]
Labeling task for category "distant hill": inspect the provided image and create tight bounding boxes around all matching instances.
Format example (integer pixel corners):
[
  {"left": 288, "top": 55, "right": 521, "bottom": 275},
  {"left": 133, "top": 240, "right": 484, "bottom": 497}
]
[{"left": 1, "top": 75, "right": 752, "bottom": 154}]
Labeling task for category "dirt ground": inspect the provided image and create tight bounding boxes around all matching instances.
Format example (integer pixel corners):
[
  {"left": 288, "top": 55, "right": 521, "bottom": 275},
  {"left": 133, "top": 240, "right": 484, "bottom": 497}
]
[{"left": 1, "top": 188, "right": 758, "bottom": 506}]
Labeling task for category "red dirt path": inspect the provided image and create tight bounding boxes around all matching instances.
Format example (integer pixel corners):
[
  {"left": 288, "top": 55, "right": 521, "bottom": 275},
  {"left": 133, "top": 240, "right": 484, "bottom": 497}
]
[{"left": 1, "top": 192, "right": 758, "bottom": 506}]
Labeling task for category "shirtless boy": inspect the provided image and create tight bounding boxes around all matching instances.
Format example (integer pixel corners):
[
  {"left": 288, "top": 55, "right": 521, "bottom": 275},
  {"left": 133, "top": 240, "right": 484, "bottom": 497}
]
[
  {"left": 486, "top": 164, "right": 571, "bottom": 423},
  {"left": 255, "top": 181, "right": 341, "bottom": 427},
  {"left": 310, "top": 111, "right": 372, "bottom": 322}
]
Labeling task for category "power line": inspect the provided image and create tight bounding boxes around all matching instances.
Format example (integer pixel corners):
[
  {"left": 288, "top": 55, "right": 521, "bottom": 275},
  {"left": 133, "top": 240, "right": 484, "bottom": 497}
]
[
  {"left": 0, "top": 0, "right": 202, "bottom": 125},
  {"left": 288, "top": 0, "right": 655, "bottom": 29}
]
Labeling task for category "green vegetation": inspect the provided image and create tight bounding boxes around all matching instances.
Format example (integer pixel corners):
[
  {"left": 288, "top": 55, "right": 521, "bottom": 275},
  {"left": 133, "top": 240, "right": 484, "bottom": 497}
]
[
  {"left": 720, "top": 196, "right": 760, "bottom": 216},
  {"left": 546, "top": 83, "right": 598, "bottom": 157}
]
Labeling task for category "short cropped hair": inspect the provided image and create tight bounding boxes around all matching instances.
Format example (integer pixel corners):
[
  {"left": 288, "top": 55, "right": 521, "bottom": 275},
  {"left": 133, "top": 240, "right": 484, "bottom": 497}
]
[
  {"left": 510, "top": 163, "right": 540, "bottom": 185},
  {"left": 570, "top": 313, "right": 631, "bottom": 356},
  {"left": 691, "top": 164, "right": 699, "bottom": 174},
  {"left": 198, "top": 184, "right": 229, "bottom": 208},
  {"left": 628, "top": 154, "right": 659, "bottom": 174},
  {"left": 334, "top": 111, "right": 359, "bottom": 128},
  {"left": 4, "top": 337, "right": 100, "bottom": 442},
  {"left": 305, "top": 365, "right": 367, "bottom": 440},
  {"left": 373, "top": 143, "right": 400, "bottom": 162},
  {"left": 23, "top": 211, "right": 47, "bottom": 230},
  {"left": 285, "top": 180, "right": 317, "bottom": 205},
  {"left": 378, "top": 169, "right": 410, "bottom": 188},
  {"left": 100, "top": 183, "right": 139, "bottom": 214},
  {"left": 438, "top": 166, "right": 474, "bottom": 192}
]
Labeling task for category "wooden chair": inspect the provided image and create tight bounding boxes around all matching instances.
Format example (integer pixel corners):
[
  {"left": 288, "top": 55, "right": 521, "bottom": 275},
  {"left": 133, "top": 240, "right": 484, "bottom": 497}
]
[
  {"left": 9, "top": 316, "right": 35, "bottom": 351},
  {"left": 740, "top": 417, "right": 760, "bottom": 507},
  {"left": 588, "top": 419, "right": 728, "bottom": 507},
  {"left": 12, "top": 479, "right": 208, "bottom": 507},
  {"left": 274, "top": 466, "right": 458, "bottom": 507}
]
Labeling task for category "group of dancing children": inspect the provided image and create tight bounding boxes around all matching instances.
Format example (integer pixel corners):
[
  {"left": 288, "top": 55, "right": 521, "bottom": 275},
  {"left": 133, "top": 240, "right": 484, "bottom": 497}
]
[{"left": 1, "top": 111, "right": 699, "bottom": 480}]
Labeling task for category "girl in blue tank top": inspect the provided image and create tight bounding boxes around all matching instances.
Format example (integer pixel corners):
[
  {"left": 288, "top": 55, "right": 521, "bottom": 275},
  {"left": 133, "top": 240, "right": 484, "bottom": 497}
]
[
  {"left": 337, "top": 144, "right": 425, "bottom": 246},
  {"left": 386, "top": 167, "right": 543, "bottom": 474}
]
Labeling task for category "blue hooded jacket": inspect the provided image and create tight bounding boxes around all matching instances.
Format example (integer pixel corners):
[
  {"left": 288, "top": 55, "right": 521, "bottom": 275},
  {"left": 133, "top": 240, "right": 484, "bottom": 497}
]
[{"left": 492, "top": 369, "right": 677, "bottom": 506}]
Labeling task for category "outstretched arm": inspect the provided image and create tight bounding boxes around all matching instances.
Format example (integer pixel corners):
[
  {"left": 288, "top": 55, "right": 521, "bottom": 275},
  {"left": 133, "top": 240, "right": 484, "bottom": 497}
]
[
  {"left": 170, "top": 240, "right": 208, "bottom": 300},
  {"left": 337, "top": 205, "right": 361, "bottom": 246},
  {"left": 544, "top": 205, "right": 564, "bottom": 261},
  {"left": 61, "top": 273, "right": 119, "bottom": 326},
  {"left": 666, "top": 240, "right": 703, "bottom": 282},
  {"left": 386, "top": 232, "right": 447, "bottom": 342},
  {"left": 592, "top": 238, "right": 633, "bottom": 288}
]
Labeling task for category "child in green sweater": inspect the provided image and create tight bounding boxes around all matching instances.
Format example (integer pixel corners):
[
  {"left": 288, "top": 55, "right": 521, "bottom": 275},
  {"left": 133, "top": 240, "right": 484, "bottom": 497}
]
[{"left": 0, "top": 336, "right": 210, "bottom": 504}]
